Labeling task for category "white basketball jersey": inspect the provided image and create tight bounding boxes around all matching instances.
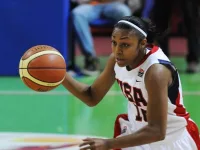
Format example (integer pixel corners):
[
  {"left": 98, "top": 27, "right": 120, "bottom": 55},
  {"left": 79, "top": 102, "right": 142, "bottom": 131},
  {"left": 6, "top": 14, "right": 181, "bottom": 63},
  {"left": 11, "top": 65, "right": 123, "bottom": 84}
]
[{"left": 114, "top": 45, "right": 189, "bottom": 134}]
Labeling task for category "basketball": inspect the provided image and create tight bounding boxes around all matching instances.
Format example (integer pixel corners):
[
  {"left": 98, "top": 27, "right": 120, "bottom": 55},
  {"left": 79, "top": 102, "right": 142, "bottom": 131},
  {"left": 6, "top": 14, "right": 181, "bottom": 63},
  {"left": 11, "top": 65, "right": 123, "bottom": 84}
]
[{"left": 19, "top": 45, "right": 66, "bottom": 92}]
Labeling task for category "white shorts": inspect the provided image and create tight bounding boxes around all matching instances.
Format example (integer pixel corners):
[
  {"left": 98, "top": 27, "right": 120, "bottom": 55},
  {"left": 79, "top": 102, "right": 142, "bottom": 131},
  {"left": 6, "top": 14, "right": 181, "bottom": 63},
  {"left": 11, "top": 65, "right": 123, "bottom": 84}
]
[{"left": 114, "top": 115, "right": 199, "bottom": 150}]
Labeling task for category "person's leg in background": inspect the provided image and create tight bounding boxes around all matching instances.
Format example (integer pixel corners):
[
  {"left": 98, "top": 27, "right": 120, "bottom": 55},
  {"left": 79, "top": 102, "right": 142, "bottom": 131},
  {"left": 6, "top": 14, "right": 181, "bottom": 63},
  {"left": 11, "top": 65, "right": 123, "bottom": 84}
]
[
  {"left": 67, "top": 1, "right": 85, "bottom": 76},
  {"left": 102, "top": 2, "right": 131, "bottom": 21},
  {"left": 142, "top": 0, "right": 154, "bottom": 19},
  {"left": 182, "top": 0, "right": 200, "bottom": 73},
  {"left": 67, "top": 14, "right": 85, "bottom": 76},
  {"left": 150, "top": 0, "right": 173, "bottom": 57},
  {"left": 67, "top": 14, "right": 75, "bottom": 72},
  {"left": 71, "top": 4, "right": 103, "bottom": 76},
  {"left": 71, "top": 2, "right": 131, "bottom": 76}
]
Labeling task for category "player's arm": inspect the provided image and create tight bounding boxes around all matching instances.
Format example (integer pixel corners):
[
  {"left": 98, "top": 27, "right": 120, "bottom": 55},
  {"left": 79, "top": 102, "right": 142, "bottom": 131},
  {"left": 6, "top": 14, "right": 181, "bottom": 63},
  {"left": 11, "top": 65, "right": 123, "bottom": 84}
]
[
  {"left": 105, "top": 64, "right": 172, "bottom": 148},
  {"left": 62, "top": 54, "right": 116, "bottom": 107}
]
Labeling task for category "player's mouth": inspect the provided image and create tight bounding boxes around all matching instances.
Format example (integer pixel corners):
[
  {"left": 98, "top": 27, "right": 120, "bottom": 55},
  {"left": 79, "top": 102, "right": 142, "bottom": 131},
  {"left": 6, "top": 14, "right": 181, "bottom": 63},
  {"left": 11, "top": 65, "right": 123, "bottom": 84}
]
[
  {"left": 116, "top": 58, "right": 126, "bottom": 65},
  {"left": 116, "top": 58, "right": 125, "bottom": 62}
]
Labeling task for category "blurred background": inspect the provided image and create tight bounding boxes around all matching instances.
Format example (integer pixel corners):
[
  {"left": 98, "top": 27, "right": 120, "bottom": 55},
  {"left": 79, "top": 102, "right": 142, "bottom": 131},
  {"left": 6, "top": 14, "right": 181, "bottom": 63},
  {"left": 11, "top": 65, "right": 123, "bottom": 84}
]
[{"left": 0, "top": 0, "right": 200, "bottom": 142}]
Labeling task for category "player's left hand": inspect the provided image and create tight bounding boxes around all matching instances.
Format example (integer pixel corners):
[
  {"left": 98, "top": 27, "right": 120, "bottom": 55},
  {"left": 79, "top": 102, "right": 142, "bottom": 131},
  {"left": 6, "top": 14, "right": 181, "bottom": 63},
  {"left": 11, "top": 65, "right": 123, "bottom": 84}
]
[{"left": 79, "top": 138, "right": 109, "bottom": 150}]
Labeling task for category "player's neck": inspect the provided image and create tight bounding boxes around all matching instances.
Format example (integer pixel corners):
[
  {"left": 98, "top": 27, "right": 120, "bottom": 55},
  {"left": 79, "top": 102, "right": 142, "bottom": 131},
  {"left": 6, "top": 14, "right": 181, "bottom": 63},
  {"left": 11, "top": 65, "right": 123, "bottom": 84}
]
[{"left": 127, "top": 48, "right": 147, "bottom": 70}]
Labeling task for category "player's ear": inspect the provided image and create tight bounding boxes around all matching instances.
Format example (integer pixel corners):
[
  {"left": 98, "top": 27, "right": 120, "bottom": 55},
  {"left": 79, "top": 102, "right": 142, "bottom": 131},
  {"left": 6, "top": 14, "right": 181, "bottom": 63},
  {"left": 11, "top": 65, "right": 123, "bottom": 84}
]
[{"left": 139, "top": 39, "right": 147, "bottom": 49}]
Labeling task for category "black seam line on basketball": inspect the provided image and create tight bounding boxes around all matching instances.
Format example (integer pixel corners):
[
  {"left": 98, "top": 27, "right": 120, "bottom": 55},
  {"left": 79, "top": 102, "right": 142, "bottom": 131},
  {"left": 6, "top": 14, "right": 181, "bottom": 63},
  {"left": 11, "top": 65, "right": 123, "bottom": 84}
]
[
  {"left": 27, "top": 53, "right": 63, "bottom": 67},
  {"left": 23, "top": 77, "right": 57, "bottom": 88},
  {"left": 27, "top": 70, "right": 63, "bottom": 83}
]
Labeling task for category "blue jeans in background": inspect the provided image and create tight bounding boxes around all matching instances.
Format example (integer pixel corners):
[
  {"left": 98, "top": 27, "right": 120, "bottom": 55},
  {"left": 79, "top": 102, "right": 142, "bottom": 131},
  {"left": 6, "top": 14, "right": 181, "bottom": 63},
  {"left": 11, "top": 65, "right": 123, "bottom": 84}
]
[{"left": 71, "top": 2, "right": 131, "bottom": 57}]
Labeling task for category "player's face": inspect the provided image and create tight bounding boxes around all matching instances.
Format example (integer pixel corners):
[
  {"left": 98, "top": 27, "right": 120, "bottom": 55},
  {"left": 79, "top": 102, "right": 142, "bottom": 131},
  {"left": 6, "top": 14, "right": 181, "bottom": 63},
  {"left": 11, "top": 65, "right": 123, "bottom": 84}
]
[{"left": 111, "top": 28, "right": 143, "bottom": 68}]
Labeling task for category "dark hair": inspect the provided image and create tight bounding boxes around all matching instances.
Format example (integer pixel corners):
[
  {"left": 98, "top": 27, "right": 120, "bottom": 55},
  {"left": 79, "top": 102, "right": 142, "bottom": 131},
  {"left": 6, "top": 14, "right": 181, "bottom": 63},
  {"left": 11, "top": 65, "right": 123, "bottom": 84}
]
[{"left": 114, "top": 16, "right": 157, "bottom": 43}]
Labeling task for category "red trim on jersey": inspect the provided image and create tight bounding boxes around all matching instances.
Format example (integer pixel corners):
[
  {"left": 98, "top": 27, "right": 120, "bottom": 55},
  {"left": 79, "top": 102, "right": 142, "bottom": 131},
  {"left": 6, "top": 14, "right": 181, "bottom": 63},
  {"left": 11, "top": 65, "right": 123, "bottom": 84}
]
[
  {"left": 133, "top": 45, "right": 159, "bottom": 69},
  {"left": 114, "top": 114, "right": 129, "bottom": 138},
  {"left": 174, "top": 92, "right": 200, "bottom": 148},
  {"left": 174, "top": 91, "right": 190, "bottom": 119},
  {"left": 186, "top": 119, "right": 200, "bottom": 150},
  {"left": 113, "top": 114, "right": 128, "bottom": 150}
]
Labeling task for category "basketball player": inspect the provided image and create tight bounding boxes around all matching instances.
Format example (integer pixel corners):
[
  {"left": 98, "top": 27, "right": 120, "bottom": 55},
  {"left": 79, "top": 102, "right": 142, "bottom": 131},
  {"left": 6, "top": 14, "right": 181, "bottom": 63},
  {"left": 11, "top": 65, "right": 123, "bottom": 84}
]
[{"left": 62, "top": 16, "right": 200, "bottom": 150}]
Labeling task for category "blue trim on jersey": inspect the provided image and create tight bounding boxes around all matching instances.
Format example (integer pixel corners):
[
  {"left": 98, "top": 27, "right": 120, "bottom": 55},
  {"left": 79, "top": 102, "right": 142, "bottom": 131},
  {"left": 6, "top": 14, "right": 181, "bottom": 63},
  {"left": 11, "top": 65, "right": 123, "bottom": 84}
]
[
  {"left": 168, "top": 71, "right": 179, "bottom": 105},
  {"left": 158, "top": 59, "right": 172, "bottom": 65},
  {"left": 158, "top": 59, "right": 179, "bottom": 105}
]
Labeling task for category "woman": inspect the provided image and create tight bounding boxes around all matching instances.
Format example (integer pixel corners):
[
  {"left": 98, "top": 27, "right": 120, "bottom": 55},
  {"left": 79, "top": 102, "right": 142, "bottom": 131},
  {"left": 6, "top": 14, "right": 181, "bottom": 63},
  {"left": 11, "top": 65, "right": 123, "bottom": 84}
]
[{"left": 62, "top": 16, "right": 200, "bottom": 150}]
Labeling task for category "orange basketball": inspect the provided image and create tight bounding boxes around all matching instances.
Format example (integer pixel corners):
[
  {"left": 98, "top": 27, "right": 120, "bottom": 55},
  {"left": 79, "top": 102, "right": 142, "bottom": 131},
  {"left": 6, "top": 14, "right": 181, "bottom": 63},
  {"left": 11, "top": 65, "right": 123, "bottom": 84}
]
[{"left": 19, "top": 45, "right": 66, "bottom": 92}]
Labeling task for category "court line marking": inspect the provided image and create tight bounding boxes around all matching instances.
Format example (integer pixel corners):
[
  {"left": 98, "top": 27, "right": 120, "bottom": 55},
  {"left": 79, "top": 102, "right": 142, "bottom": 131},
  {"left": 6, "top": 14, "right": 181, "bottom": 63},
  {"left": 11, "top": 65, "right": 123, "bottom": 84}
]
[{"left": 0, "top": 90, "right": 200, "bottom": 96}]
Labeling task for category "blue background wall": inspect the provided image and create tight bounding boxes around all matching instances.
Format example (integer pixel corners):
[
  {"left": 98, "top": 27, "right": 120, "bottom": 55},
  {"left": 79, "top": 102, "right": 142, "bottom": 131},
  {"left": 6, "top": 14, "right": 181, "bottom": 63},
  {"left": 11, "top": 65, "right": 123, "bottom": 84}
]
[{"left": 0, "top": 0, "right": 69, "bottom": 75}]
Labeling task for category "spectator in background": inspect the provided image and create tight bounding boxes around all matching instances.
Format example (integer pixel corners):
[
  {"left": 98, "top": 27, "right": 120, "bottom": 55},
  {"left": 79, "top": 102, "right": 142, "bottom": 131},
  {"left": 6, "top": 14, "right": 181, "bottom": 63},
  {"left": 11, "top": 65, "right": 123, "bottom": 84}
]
[
  {"left": 150, "top": 0, "right": 200, "bottom": 73},
  {"left": 67, "top": 0, "right": 141, "bottom": 76}
]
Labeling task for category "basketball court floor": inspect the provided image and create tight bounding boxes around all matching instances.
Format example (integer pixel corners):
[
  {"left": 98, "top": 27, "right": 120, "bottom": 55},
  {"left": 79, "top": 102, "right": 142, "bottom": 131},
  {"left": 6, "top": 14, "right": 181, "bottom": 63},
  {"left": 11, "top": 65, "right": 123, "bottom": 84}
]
[{"left": 0, "top": 56, "right": 199, "bottom": 149}]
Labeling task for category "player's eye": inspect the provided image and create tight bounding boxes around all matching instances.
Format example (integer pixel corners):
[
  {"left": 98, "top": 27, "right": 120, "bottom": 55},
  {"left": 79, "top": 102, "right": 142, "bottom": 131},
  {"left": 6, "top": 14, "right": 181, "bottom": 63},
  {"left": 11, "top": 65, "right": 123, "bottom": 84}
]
[
  {"left": 120, "top": 43, "right": 130, "bottom": 48},
  {"left": 111, "top": 40, "right": 117, "bottom": 46}
]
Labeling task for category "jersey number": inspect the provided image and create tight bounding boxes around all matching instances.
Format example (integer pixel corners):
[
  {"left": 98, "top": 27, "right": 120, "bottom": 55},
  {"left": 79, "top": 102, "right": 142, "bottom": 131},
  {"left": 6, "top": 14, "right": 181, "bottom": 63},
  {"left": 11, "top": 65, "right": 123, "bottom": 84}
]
[{"left": 123, "top": 83, "right": 147, "bottom": 122}]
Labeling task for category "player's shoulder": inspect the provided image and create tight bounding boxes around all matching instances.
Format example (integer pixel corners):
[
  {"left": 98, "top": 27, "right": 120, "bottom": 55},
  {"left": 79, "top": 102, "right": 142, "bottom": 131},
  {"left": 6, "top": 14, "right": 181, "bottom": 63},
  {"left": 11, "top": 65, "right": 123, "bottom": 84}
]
[
  {"left": 145, "top": 45, "right": 170, "bottom": 63},
  {"left": 144, "top": 64, "right": 172, "bottom": 93}
]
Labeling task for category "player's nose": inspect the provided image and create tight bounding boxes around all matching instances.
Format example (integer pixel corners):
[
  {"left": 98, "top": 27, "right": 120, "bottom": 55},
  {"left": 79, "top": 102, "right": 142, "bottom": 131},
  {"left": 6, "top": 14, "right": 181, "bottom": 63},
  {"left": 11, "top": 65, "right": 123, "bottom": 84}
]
[{"left": 116, "top": 46, "right": 123, "bottom": 55}]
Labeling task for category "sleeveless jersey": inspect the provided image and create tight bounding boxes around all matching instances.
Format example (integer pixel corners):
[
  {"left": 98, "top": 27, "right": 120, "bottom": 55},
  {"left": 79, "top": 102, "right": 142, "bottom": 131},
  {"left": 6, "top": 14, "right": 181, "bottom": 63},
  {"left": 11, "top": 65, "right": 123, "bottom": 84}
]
[{"left": 114, "top": 45, "right": 189, "bottom": 134}]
